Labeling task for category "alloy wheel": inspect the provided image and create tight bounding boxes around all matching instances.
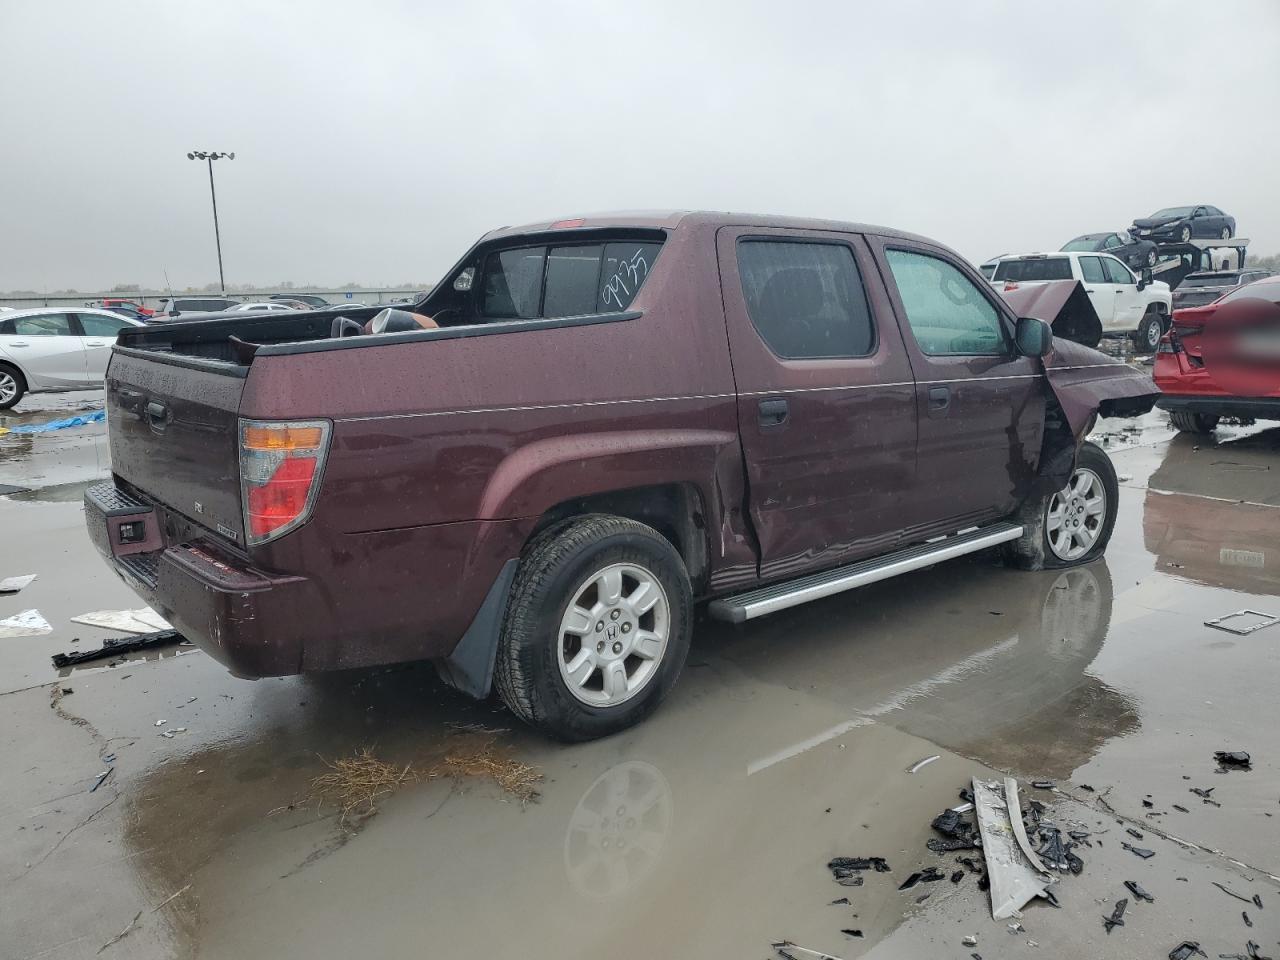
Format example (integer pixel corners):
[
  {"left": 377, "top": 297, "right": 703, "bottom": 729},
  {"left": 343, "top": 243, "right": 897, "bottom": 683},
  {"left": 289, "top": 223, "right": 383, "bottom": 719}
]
[
  {"left": 0, "top": 371, "right": 17, "bottom": 405},
  {"left": 1046, "top": 467, "right": 1107, "bottom": 561},
  {"left": 557, "top": 562, "right": 670, "bottom": 707}
]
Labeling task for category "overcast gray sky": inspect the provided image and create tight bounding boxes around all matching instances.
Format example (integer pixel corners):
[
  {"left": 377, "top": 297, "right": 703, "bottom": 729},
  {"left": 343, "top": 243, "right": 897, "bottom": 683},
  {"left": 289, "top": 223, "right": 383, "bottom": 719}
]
[{"left": 2, "top": 0, "right": 1277, "bottom": 292}]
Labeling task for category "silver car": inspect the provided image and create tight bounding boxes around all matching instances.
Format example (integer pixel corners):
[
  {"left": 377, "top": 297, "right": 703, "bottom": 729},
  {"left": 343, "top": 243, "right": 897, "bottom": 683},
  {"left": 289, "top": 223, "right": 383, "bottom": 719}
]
[{"left": 0, "top": 307, "right": 143, "bottom": 409}]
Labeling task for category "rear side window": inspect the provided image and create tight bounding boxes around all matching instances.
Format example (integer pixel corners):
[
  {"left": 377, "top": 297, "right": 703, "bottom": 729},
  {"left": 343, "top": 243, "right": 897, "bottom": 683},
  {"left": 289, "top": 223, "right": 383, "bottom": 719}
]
[
  {"left": 886, "top": 250, "right": 1005, "bottom": 356},
  {"left": 736, "top": 240, "right": 875, "bottom": 359},
  {"left": 481, "top": 248, "right": 546, "bottom": 319},
  {"left": 478, "top": 240, "right": 663, "bottom": 320},
  {"left": 78, "top": 313, "right": 129, "bottom": 336},
  {"left": 992, "top": 258, "right": 1073, "bottom": 282},
  {"left": 1080, "top": 257, "right": 1107, "bottom": 284},
  {"left": 13, "top": 313, "right": 72, "bottom": 336}
]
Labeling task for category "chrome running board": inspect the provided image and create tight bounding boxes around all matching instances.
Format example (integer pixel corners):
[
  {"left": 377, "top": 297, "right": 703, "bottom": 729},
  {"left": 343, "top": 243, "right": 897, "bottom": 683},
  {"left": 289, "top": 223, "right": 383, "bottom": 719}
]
[{"left": 708, "top": 522, "right": 1023, "bottom": 623}]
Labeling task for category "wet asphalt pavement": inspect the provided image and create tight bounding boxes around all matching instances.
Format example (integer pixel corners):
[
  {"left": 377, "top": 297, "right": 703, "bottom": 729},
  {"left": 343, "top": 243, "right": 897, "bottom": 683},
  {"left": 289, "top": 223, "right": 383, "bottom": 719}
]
[{"left": 3, "top": 391, "right": 1280, "bottom": 960}]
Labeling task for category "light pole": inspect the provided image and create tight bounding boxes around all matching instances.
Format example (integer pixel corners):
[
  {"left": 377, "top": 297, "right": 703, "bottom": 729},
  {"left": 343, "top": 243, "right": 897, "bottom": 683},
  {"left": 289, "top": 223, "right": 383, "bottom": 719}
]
[{"left": 187, "top": 150, "right": 235, "bottom": 293}]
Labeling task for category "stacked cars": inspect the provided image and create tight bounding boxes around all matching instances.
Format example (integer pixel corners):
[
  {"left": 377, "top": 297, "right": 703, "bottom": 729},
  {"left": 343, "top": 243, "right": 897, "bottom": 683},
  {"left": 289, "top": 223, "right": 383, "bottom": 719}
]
[{"left": 1131, "top": 205, "right": 1236, "bottom": 243}]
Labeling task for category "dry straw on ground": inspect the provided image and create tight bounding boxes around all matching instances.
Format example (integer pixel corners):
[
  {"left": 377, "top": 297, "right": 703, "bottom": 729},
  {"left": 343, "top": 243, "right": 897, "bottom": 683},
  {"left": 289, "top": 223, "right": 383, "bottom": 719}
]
[{"left": 430, "top": 736, "right": 542, "bottom": 803}]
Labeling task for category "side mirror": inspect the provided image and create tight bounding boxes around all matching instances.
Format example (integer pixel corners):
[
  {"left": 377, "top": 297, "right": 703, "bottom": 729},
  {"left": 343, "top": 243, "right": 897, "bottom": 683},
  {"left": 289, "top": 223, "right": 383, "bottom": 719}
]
[
  {"left": 1137, "top": 268, "right": 1152, "bottom": 291},
  {"left": 1014, "top": 317, "right": 1053, "bottom": 358}
]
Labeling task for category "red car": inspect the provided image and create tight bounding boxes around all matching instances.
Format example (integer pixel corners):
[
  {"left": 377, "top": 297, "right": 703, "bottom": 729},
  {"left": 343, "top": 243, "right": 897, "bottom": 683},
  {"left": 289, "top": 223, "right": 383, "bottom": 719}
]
[
  {"left": 1155, "top": 275, "right": 1280, "bottom": 433},
  {"left": 93, "top": 297, "right": 154, "bottom": 317}
]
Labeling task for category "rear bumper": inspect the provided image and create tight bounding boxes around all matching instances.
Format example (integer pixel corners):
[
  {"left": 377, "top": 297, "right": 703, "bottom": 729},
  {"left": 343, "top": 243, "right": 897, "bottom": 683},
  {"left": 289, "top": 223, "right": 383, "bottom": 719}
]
[
  {"left": 85, "top": 481, "right": 311, "bottom": 676},
  {"left": 1157, "top": 395, "right": 1280, "bottom": 420}
]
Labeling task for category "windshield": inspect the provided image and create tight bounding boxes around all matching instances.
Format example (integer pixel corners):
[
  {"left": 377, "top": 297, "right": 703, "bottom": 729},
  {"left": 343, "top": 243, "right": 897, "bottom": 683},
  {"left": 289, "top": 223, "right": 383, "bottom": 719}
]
[
  {"left": 991, "top": 257, "right": 1073, "bottom": 282},
  {"left": 1152, "top": 207, "right": 1194, "bottom": 218},
  {"left": 1061, "top": 237, "right": 1103, "bottom": 252}
]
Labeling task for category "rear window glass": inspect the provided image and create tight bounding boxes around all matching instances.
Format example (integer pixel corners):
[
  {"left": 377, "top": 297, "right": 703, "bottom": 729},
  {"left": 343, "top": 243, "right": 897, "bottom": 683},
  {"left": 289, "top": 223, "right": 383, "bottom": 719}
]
[
  {"left": 992, "top": 258, "right": 1073, "bottom": 282},
  {"left": 1181, "top": 274, "right": 1237, "bottom": 288},
  {"left": 478, "top": 240, "right": 663, "bottom": 320},
  {"left": 13, "top": 313, "right": 72, "bottom": 336},
  {"left": 736, "top": 240, "right": 875, "bottom": 359}
]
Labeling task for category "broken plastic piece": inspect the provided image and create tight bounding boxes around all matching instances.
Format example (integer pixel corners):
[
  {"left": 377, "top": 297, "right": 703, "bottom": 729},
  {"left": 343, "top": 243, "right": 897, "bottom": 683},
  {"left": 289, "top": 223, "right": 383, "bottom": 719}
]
[
  {"left": 1169, "top": 943, "right": 1206, "bottom": 960},
  {"left": 0, "top": 574, "right": 37, "bottom": 593},
  {"left": 972, "top": 778, "right": 1050, "bottom": 920},
  {"left": 1204, "top": 610, "right": 1280, "bottom": 636},
  {"left": 1031, "top": 780, "right": 1055, "bottom": 790},
  {"left": 828, "top": 897, "right": 849, "bottom": 906},
  {"left": 1103, "top": 898, "right": 1128, "bottom": 934},
  {"left": 1212, "top": 883, "right": 1254, "bottom": 905},
  {"left": 839, "top": 930, "right": 862, "bottom": 939},
  {"left": 1122, "top": 842, "right": 1154, "bottom": 859},
  {"left": 951, "top": 870, "right": 964, "bottom": 883},
  {"left": 89, "top": 769, "right": 112, "bottom": 793},
  {"left": 908, "top": 755, "right": 940, "bottom": 774},
  {"left": 1215, "top": 751, "right": 1252, "bottom": 770},
  {"left": 51, "top": 629, "right": 185, "bottom": 668},
  {"left": 1242, "top": 911, "right": 1252, "bottom": 928},
  {"left": 1173, "top": 804, "right": 1190, "bottom": 813},
  {"left": 1126, "top": 828, "right": 1145, "bottom": 840},
  {"left": 1252, "top": 893, "right": 1262, "bottom": 910},
  {"left": 827, "top": 856, "right": 888, "bottom": 886},
  {"left": 0, "top": 609, "right": 53, "bottom": 639},
  {"left": 1125, "top": 880, "right": 1155, "bottom": 903},
  {"left": 962, "top": 935, "right": 978, "bottom": 947},
  {"left": 771, "top": 941, "right": 843, "bottom": 960}
]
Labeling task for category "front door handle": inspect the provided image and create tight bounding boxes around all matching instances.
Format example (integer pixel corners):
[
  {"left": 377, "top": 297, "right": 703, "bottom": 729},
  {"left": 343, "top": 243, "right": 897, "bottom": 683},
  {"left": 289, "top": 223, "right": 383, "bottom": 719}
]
[
  {"left": 757, "top": 397, "right": 789, "bottom": 427},
  {"left": 928, "top": 386, "right": 951, "bottom": 415}
]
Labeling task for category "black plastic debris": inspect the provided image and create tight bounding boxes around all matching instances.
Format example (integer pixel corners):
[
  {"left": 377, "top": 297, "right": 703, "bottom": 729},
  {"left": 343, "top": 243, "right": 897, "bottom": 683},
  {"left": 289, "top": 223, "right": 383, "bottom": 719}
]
[
  {"left": 1143, "top": 799, "right": 1155, "bottom": 808},
  {"left": 977, "top": 872, "right": 991, "bottom": 892},
  {"left": 1219, "top": 943, "right": 1274, "bottom": 960},
  {"left": 928, "top": 837, "right": 979, "bottom": 853},
  {"left": 1069, "top": 830, "right": 1091, "bottom": 842},
  {"left": 1043, "top": 889, "right": 1061, "bottom": 909},
  {"left": 959, "top": 787, "right": 975, "bottom": 804},
  {"left": 828, "top": 898, "right": 849, "bottom": 906},
  {"left": 956, "top": 856, "right": 982, "bottom": 875},
  {"left": 840, "top": 929, "right": 863, "bottom": 939},
  {"left": 827, "top": 856, "right": 889, "bottom": 886},
  {"left": 1252, "top": 893, "right": 1263, "bottom": 910},
  {"left": 1242, "top": 911, "right": 1252, "bottom": 928},
  {"left": 950, "top": 870, "right": 964, "bottom": 883},
  {"left": 1031, "top": 780, "right": 1055, "bottom": 790},
  {"left": 1191, "top": 787, "right": 1222, "bottom": 807},
  {"left": 89, "top": 769, "right": 112, "bottom": 793},
  {"left": 928, "top": 808, "right": 979, "bottom": 851},
  {"left": 51, "top": 629, "right": 185, "bottom": 668},
  {"left": 1125, "top": 880, "right": 1155, "bottom": 903},
  {"left": 1213, "top": 882, "right": 1255, "bottom": 905},
  {"left": 1103, "top": 898, "right": 1128, "bottom": 934},
  {"left": 1173, "top": 804, "right": 1191, "bottom": 813},
  {"left": 898, "top": 867, "right": 945, "bottom": 890},
  {"left": 1169, "top": 942, "right": 1207, "bottom": 960},
  {"left": 1122, "top": 842, "right": 1155, "bottom": 859},
  {"left": 1126, "top": 828, "right": 1145, "bottom": 840},
  {"left": 1215, "top": 751, "right": 1253, "bottom": 771},
  {"left": 1036, "top": 823, "right": 1084, "bottom": 873},
  {"left": 1079, "top": 784, "right": 1096, "bottom": 792}
]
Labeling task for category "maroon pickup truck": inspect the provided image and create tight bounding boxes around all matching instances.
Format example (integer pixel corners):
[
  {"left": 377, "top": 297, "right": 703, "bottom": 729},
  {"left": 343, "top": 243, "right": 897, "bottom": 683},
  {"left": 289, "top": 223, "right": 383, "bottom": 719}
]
[{"left": 85, "top": 211, "right": 1156, "bottom": 740}]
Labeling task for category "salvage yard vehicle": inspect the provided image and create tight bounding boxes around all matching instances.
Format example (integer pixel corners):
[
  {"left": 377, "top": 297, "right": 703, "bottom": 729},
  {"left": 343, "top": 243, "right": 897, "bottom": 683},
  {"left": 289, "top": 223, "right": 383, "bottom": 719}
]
[
  {"left": 991, "top": 251, "right": 1173, "bottom": 350},
  {"left": 0, "top": 308, "right": 142, "bottom": 409},
  {"left": 1131, "top": 205, "right": 1236, "bottom": 243},
  {"left": 153, "top": 296, "right": 242, "bottom": 319},
  {"left": 1155, "top": 274, "right": 1280, "bottom": 433},
  {"left": 1171, "top": 269, "right": 1272, "bottom": 310},
  {"left": 1061, "top": 231, "right": 1158, "bottom": 270},
  {"left": 84, "top": 212, "right": 1157, "bottom": 740}
]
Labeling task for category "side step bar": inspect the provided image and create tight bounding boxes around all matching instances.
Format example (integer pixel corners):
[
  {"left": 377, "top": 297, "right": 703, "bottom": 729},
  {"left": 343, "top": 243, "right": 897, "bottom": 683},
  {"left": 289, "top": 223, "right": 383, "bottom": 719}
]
[{"left": 708, "top": 522, "right": 1023, "bottom": 624}]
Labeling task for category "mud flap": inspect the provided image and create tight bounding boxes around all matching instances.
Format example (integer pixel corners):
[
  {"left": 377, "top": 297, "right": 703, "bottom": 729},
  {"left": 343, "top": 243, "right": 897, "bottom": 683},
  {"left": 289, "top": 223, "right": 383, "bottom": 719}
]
[{"left": 434, "top": 558, "right": 518, "bottom": 699}]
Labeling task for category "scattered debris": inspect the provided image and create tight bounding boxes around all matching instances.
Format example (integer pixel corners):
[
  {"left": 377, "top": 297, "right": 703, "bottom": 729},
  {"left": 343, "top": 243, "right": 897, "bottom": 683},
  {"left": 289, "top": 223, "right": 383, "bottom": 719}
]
[
  {"left": 1103, "top": 898, "right": 1128, "bottom": 934},
  {"left": 1215, "top": 751, "right": 1252, "bottom": 771},
  {"left": 89, "top": 769, "right": 112, "bottom": 793},
  {"left": 1212, "top": 883, "right": 1254, "bottom": 905},
  {"left": 1121, "top": 843, "right": 1154, "bottom": 859},
  {"left": 839, "top": 929, "right": 862, "bottom": 939},
  {"left": 1125, "top": 880, "right": 1155, "bottom": 903},
  {"left": 151, "top": 883, "right": 192, "bottom": 913},
  {"left": 898, "top": 867, "right": 945, "bottom": 890},
  {"left": 1078, "top": 783, "right": 1095, "bottom": 792},
  {"left": 70, "top": 607, "right": 172, "bottom": 634},
  {"left": 0, "top": 574, "right": 37, "bottom": 593},
  {"left": 1218, "top": 942, "right": 1273, "bottom": 960},
  {"left": 771, "top": 941, "right": 843, "bottom": 960},
  {"left": 1242, "top": 911, "right": 1252, "bottom": 928},
  {"left": 951, "top": 870, "right": 965, "bottom": 883},
  {"left": 1031, "top": 780, "right": 1056, "bottom": 790},
  {"left": 1036, "top": 824, "right": 1083, "bottom": 873},
  {"left": 1173, "top": 804, "right": 1190, "bottom": 813},
  {"left": 97, "top": 909, "right": 142, "bottom": 954},
  {"left": 1007, "top": 922, "right": 1025, "bottom": 934},
  {"left": 1191, "top": 787, "right": 1222, "bottom": 807},
  {"left": 1204, "top": 610, "right": 1280, "bottom": 636},
  {"left": 962, "top": 935, "right": 978, "bottom": 947},
  {"left": 1252, "top": 893, "right": 1263, "bottom": 910},
  {"left": 0, "top": 609, "right": 53, "bottom": 639},
  {"left": 1126, "top": 827, "right": 1144, "bottom": 840},
  {"left": 828, "top": 857, "right": 889, "bottom": 885},
  {"left": 908, "top": 755, "right": 940, "bottom": 774},
  {"left": 51, "top": 630, "right": 186, "bottom": 668},
  {"left": 1143, "top": 799, "right": 1154, "bottom": 808},
  {"left": 311, "top": 748, "right": 417, "bottom": 822},
  {"left": 828, "top": 897, "right": 849, "bottom": 906},
  {"left": 972, "top": 778, "right": 1050, "bottom": 920},
  {"left": 1168, "top": 942, "right": 1207, "bottom": 960}
]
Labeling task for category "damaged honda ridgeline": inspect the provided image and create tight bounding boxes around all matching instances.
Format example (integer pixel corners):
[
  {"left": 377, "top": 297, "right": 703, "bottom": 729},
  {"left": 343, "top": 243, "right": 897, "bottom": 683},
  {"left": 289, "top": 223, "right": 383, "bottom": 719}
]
[{"left": 85, "top": 212, "right": 1157, "bottom": 740}]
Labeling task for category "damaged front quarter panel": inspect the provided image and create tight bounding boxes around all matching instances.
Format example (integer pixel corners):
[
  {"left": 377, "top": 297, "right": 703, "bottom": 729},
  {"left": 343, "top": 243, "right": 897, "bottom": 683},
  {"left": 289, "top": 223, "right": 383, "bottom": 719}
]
[{"left": 1030, "top": 339, "right": 1159, "bottom": 496}]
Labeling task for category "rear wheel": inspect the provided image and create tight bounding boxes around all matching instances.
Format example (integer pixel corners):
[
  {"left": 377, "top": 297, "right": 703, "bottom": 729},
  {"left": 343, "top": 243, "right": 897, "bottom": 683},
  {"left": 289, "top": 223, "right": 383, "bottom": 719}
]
[
  {"left": 1180, "top": 225, "right": 1192, "bottom": 243},
  {"left": 1221, "top": 226, "right": 1232, "bottom": 240},
  {"left": 0, "top": 365, "right": 25, "bottom": 410},
  {"left": 1169, "top": 410, "right": 1219, "bottom": 434},
  {"left": 494, "top": 515, "right": 693, "bottom": 741},
  {"left": 1147, "top": 248, "right": 1158, "bottom": 267},
  {"left": 1134, "top": 309, "right": 1164, "bottom": 351},
  {"left": 1006, "top": 442, "right": 1119, "bottom": 571}
]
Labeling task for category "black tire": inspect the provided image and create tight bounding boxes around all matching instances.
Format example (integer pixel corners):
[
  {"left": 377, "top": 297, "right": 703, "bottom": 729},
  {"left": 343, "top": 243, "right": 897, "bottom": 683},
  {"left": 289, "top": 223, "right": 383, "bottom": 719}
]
[
  {"left": 1005, "top": 441, "right": 1119, "bottom": 571},
  {"left": 1147, "top": 248, "right": 1158, "bottom": 267},
  {"left": 1169, "top": 410, "right": 1219, "bottom": 434},
  {"left": 494, "top": 515, "right": 693, "bottom": 742},
  {"left": 1180, "top": 225, "right": 1192, "bottom": 243},
  {"left": 1133, "top": 309, "right": 1164, "bottom": 352},
  {"left": 0, "top": 364, "right": 26, "bottom": 410}
]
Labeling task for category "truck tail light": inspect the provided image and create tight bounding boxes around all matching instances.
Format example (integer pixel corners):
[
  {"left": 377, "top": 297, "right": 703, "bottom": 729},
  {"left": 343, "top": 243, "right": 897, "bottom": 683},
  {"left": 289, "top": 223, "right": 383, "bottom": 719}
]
[{"left": 239, "top": 419, "right": 331, "bottom": 545}]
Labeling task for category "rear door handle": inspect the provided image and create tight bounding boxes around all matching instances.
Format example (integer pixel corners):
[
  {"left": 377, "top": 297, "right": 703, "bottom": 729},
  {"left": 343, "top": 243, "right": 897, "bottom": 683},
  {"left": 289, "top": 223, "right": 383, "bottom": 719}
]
[
  {"left": 8, "top": 341, "right": 29, "bottom": 347},
  {"left": 928, "top": 386, "right": 951, "bottom": 415},
  {"left": 86, "top": 340, "right": 107, "bottom": 346},
  {"left": 757, "top": 397, "right": 789, "bottom": 427}
]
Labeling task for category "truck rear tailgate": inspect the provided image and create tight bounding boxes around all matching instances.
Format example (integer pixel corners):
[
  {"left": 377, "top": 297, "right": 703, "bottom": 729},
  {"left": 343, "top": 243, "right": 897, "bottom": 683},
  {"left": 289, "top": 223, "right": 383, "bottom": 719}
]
[{"left": 106, "top": 350, "right": 247, "bottom": 545}]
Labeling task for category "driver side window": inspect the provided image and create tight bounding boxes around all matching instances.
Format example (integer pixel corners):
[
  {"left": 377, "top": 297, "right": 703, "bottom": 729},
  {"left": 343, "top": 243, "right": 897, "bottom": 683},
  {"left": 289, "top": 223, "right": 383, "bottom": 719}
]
[{"left": 885, "top": 249, "right": 1006, "bottom": 356}]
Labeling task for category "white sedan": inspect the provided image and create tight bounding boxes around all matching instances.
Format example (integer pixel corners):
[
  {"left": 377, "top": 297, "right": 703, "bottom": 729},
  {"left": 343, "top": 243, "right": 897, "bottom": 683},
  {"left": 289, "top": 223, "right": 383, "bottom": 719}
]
[
  {"left": 230, "top": 301, "right": 299, "bottom": 312},
  {"left": 0, "top": 307, "right": 143, "bottom": 409}
]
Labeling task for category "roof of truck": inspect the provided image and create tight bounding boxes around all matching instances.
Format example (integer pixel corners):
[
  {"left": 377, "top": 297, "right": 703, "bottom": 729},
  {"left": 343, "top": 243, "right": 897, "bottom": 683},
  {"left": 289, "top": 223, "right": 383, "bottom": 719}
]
[{"left": 483, "top": 210, "right": 936, "bottom": 246}]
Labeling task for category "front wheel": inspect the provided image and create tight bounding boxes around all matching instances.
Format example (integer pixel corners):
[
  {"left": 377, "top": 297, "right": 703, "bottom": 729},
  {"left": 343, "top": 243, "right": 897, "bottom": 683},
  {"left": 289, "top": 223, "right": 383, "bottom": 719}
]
[
  {"left": 1221, "top": 227, "right": 1232, "bottom": 240},
  {"left": 494, "top": 515, "right": 693, "bottom": 742},
  {"left": 1147, "top": 248, "right": 1158, "bottom": 267},
  {"left": 0, "top": 365, "right": 25, "bottom": 410},
  {"left": 1169, "top": 410, "right": 1219, "bottom": 434},
  {"left": 1180, "top": 226, "right": 1192, "bottom": 243},
  {"left": 1134, "top": 310, "right": 1164, "bottom": 352},
  {"left": 1006, "top": 442, "right": 1119, "bottom": 571}
]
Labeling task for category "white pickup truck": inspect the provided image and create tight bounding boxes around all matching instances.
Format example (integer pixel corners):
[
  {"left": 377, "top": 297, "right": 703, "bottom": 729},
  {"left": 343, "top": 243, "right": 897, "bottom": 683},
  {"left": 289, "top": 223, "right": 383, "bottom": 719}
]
[{"left": 991, "top": 251, "right": 1172, "bottom": 351}]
